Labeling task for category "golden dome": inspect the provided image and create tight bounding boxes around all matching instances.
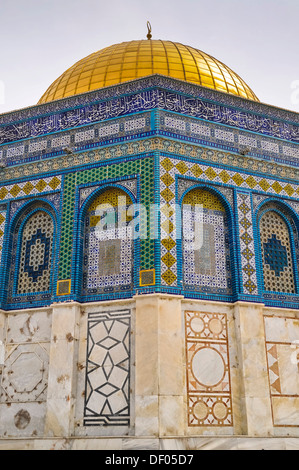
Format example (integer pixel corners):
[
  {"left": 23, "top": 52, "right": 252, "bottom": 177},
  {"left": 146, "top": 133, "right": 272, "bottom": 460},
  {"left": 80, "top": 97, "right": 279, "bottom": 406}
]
[{"left": 38, "top": 40, "right": 259, "bottom": 104}]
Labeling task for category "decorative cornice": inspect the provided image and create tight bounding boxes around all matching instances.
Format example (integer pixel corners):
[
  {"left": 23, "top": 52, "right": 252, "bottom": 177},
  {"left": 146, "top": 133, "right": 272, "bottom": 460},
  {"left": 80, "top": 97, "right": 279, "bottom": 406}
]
[
  {"left": 0, "top": 76, "right": 299, "bottom": 149},
  {"left": 0, "top": 137, "right": 298, "bottom": 191}
]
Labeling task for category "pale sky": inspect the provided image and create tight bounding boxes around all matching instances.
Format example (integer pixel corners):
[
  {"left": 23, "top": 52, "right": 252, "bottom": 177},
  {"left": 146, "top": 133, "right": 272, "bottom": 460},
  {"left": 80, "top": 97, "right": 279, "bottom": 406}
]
[{"left": 1, "top": 0, "right": 299, "bottom": 115}]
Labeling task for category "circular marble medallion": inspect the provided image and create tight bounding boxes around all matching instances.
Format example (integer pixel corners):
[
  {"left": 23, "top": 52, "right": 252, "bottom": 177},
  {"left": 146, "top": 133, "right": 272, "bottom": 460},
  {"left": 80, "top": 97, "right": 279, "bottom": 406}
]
[{"left": 191, "top": 346, "right": 225, "bottom": 387}]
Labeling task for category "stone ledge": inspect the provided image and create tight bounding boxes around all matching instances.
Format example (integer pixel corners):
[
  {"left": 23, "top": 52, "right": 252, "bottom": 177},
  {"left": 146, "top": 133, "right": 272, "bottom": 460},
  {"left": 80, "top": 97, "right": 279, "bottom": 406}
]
[{"left": 0, "top": 436, "right": 298, "bottom": 450}]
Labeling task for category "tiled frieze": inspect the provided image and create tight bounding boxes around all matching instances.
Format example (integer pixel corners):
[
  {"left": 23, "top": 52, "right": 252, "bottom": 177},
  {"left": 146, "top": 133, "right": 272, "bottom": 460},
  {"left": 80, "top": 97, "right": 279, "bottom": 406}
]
[
  {"left": 160, "top": 111, "right": 299, "bottom": 167},
  {"left": 0, "top": 113, "right": 151, "bottom": 168},
  {"left": 185, "top": 311, "right": 233, "bottom": 427},
  {"left": 1, "top": 137, "right": 299, "bottom": 186},
  {"left": 0, "top": 176, "right": 61, "bottom": 202},
  {"left": 1, "top": 76, "right": 299, "bottom": 150}
]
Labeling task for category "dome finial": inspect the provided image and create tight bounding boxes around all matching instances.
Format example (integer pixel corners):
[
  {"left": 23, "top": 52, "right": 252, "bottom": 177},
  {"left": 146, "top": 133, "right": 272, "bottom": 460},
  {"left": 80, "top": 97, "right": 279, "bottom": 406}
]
[{"left": 146, "top": 21, "right": 152, "bottom": 40}]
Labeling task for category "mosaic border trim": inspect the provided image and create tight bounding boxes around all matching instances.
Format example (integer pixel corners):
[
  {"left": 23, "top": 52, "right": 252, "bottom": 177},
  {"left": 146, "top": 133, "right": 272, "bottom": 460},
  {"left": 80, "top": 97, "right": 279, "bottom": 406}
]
[{"left": 1, "top": 76, "right": 299, "bottom": 147}]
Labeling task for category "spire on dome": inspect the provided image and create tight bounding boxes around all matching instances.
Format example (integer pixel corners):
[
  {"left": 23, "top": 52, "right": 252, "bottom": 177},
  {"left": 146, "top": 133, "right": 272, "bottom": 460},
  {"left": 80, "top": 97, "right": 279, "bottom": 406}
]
[{"left": 146, "top": 21, "right": 152, "bottom": 40}]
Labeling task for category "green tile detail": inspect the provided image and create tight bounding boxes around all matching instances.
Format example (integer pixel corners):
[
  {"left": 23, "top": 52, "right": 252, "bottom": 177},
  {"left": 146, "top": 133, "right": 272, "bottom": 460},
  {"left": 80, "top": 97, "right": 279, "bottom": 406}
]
[{"left": 58, "top": 157, "right": 154, "bottom": 280}]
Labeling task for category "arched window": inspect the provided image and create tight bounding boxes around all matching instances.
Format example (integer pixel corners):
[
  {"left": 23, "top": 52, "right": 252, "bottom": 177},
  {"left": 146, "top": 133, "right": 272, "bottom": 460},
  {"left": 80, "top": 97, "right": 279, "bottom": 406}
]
[
  {"left": 182, "top": 188, "right": 232, "bottom": 295},
  {"left": 82, "top": 187, "right": 134, "bottom": 296},
  {"left": 259, "top": 209, "right": 297, "bottom": 293},
  {"left": 6, "top": 203, "right": 56, "bottom": 305}
]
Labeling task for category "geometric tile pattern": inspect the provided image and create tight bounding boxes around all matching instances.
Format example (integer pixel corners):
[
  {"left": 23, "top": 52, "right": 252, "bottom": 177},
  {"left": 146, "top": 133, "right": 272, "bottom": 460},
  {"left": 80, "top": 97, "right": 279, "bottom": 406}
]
[
  {"left": 84, "top": 309, "right": 131, "bottom": 427},
  {"left": 6, "top": 201, "right": 56, "bottom": 306},
  {"left": 82, "top": 188, "right": 134, "bottom": 296},
  {"left": 185, "top": 311, "right": 233, "bottom": 426},
  {"left": 9, "top": 192, "right": 61, "bottom": 223},
  {"left": 59, "top": 157, "right": 154, "bottom": 282},
  {"left": 182, "top": 189, "right": 232, "bottom": 295},
  {"left": 17, "top": 211, "right": 54, "bottom": 295},
  {"left": 0, "top": 208, "right": 6, "bottom": 265},
  {"left": 264, "top": 235, "right": 288, "bottom": 277},
  {"left": 160, "top": 155, "right": 299, "bottom": 289},
  {"left": 236, "top": 192, "right": 258, "bottom": 295},
  {"left": 264, "top": 315, "right": 299, "bottom": 426},
  {"left": 0, "top": 176, "right": 61, "bottom": 201},
  {"left": 260, "top": 211, "right": 295, "bottom": 293},
  {"left": 79, "top": 178, "right": 137, "bottom": 210}
]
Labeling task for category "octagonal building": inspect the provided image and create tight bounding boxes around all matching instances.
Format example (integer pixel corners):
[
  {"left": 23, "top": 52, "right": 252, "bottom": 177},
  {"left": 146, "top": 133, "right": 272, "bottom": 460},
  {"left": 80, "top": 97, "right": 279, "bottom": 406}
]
[{"left": 0, "top": 34, "right": 299, "bottom": 450}]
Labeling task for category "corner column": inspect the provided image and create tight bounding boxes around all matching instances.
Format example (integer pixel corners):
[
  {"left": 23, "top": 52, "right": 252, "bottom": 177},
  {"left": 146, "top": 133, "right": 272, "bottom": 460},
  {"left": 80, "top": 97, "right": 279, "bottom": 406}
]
[
  {"left": 233, "top": 301, "right": 273, "bottom": 436},
  {"left": 44, "top": 302, "right": 80, "bottom": 437},
  {"left": 134, "top": 294, "right": 185, "bottom": 437}
]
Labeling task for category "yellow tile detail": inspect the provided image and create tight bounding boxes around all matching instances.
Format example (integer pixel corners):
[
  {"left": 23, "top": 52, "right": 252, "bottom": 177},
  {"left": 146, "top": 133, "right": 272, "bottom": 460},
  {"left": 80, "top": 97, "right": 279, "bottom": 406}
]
[
  {"left": 10, "top": 185, "right": 22, "bottom": 197},
  {"left": 272, "top": 181, "right": 283, "bottom": 194},
  {"left": 0, "top": 188, "right": 8, "bottom": 200},
  {"left": 161, "top": 157, "right": 174, "bottom": 172},
  {"left": 35, "top": 180, "right": 47, "bottom": 193},
  {"left": 259, "top": 179, "right": 270, "bottom": 191},
  {"left": 161, "top": 238, "right": 176, "bottom": 251},
  {"left": 161, "top": 188, "right": 175, "bottom": 203},
  {"left": 219, "top": 170, "right": 231, "bottom": 184},
  {"left": 176, "top": 161, "right": 189, "bottom": 175},
  {"left": 162, "top": 269, "right": 177, "bottom": 286},
  {"left": 284, "top": 184, "right": 295, "bottom": 196},
  {"left": 190, "top": 164, "right": 203, "bottom": 178},
  {"left": 246, "top": 176, "right": 258, "bottom": 189},
  {"left": 161, "top": 173, "right": 175, "bottom": 187},
  {"left": 161, "top": 253, "right": 176, "bottom": 268},
  {"left": 23, "top": 182, "right": 34, "bottom": 195},
  {"left": 232, "top": 174, "right": 244, "bottom": 186},
  {"left": 205, "top": 167, "right": 217, "bottom": 180},
  {"left": 49, "top": 177, "right": 61, "bottom": 190},
  {"left": 183, "top": 188, "right": 224, "bottom": 211}
]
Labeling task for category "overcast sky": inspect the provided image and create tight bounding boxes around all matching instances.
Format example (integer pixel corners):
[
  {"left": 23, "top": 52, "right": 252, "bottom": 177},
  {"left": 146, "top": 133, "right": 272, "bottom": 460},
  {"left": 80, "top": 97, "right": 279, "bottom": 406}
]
[{"left": 0, "top": 0, "right": 299, "bottom": 114}]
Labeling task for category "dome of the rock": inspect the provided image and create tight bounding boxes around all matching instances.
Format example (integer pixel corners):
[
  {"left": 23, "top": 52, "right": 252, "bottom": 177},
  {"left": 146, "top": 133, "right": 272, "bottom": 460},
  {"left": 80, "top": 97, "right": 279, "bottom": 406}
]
[{"left": 38, "top": 39, "right": 259, "bottom": 103}]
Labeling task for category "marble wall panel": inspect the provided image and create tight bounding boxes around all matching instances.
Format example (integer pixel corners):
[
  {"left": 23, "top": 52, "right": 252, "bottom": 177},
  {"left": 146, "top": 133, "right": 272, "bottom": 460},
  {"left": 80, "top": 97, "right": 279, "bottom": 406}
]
[
  {"left": 264, "top": 315, "right": 299, "bottom": 426},
  {"left": 185, "top": 311, "right": 233, "bottom": 427},
  {"left": 0, "top": 309, "right": 52, "bottom": 437}
]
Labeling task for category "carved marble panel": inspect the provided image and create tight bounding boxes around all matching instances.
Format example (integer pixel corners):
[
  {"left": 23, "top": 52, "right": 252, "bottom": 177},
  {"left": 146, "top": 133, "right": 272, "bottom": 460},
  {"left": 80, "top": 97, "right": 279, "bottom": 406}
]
[{"left": 185, "top": 311, "right": 233, "bottom": 426}]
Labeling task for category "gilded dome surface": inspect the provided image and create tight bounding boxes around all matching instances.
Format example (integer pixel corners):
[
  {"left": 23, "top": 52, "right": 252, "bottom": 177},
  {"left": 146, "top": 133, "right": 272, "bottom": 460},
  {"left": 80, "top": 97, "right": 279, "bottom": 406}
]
[{"left": 38, "top": 40, "right": 258, "bottom": 103}]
